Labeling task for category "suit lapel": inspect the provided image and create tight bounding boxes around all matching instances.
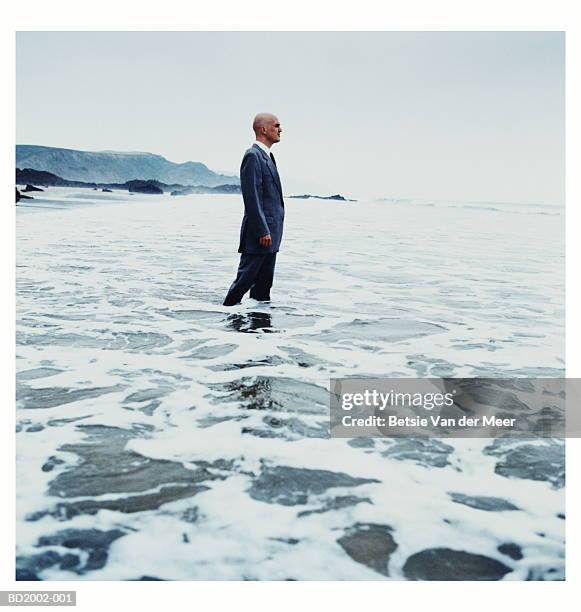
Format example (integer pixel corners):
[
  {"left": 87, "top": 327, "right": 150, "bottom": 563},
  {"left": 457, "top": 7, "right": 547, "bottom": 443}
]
[{"left": 253, "top": 144, "right": 283, "bottom": 198}]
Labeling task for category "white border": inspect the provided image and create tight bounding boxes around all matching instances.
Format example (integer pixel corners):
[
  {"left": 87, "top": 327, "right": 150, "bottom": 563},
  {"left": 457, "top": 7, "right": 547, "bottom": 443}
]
[{"left": 2, "top": 1, "right": 579, "bottom": 610}]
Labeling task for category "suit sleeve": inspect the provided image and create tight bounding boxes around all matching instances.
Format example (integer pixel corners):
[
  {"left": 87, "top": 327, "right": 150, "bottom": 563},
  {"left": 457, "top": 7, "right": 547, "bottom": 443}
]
[{"left": 240, "top": 152, "right": 270, "bottom": 237}]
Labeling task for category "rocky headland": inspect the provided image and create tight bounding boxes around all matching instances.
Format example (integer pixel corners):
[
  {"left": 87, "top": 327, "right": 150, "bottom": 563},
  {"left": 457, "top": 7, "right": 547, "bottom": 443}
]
[{"left": 16, "top": 168, "right": 240, "bottom": 196}]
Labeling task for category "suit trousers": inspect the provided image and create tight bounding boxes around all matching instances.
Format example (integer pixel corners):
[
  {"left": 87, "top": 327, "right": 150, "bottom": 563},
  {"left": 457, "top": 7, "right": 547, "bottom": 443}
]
[{"left": 223, "top": 252, "right": 277, "bottom": 306}]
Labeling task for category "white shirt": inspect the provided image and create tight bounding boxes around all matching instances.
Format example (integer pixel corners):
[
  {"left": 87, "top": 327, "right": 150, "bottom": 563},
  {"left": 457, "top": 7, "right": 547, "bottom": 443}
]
[{"left": 253, "top": 140, "right": 272, "bottom": 158}]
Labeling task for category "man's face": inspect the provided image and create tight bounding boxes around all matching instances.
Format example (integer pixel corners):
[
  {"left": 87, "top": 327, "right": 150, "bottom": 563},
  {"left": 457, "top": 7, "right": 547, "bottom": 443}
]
[{"left": 264, "top": 118, "right": 282, "bottom": 145}]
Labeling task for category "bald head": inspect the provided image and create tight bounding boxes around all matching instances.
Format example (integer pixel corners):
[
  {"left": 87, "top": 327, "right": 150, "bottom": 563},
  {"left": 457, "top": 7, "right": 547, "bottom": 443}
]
[
  {"left": 253, "top": 113, "right": 277, "bottom": 133},
  {"left": 252, "top": 113, "right": 282, "bottom": 147}
]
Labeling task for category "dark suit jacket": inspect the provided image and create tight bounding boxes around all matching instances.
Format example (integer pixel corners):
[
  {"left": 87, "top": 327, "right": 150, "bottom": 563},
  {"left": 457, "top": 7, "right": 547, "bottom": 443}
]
[{"left": 238, "top": 143, "right": 285, "bottom": 254}]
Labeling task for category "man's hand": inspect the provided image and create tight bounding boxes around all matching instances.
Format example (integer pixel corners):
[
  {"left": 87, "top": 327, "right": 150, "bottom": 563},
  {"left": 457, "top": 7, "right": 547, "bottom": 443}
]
[{"left": 259, "top": 234, "right": 272, "bottom": 247}]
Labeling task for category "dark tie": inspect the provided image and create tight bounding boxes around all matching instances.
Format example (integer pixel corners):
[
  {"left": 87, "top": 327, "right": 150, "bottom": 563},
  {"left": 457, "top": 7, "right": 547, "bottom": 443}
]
[{"left": 270, "top": 152, "right": 277, "bottom": 167}]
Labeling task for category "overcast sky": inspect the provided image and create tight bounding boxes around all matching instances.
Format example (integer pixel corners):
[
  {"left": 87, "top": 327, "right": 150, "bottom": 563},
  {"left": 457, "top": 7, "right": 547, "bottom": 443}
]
[{"left": 16, "top": 31, "right": 564, "bottom": 203}]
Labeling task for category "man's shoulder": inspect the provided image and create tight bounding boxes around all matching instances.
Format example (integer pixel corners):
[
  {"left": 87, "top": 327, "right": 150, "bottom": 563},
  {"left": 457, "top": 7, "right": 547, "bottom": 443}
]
[
  {"left": 243, "top": 145, "right": 265, "bottom": 159},
  {"left": 241, "top": 146, "right": 264, "bottom": 168}
]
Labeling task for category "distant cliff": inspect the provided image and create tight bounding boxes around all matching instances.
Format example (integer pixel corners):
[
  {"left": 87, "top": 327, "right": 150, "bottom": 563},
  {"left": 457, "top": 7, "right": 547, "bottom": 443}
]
[{"left": 16, "top": 145, "right": 239, "bottom": 187}]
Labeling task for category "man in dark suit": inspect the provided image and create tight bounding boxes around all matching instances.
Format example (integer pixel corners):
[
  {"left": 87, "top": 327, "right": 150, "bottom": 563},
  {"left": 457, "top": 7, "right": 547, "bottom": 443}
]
[{"left": 223, "top": 113, "right": 285, "bottom": 306}]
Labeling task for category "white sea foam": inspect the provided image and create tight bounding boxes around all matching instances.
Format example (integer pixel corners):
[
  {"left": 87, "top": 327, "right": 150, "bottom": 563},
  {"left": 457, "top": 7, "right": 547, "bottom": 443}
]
[{"left": 16, "top": 189, "right": 565, "bottom": 580}]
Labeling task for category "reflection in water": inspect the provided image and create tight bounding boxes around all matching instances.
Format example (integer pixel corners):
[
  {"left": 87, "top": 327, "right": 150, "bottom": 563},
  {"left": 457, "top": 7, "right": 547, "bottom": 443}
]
[
  {"left": 227, "top": 311, "right": 273, "bottom": 333},
  {"left": 214, "top": 375, "right": 329, "bottom": 413}
]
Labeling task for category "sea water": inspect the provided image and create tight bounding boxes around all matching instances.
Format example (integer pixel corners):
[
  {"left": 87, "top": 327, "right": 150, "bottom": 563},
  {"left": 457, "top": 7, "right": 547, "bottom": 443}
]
[{"left": 15, "top": 189, "right": 565, "bottom": 580}]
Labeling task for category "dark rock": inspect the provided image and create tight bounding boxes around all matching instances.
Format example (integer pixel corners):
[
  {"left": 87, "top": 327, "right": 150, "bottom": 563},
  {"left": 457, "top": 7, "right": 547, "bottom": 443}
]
[
  {"left": 16, "top": 551, "right": 62, "bottom": 580},
  {"left": 17, "top": 367, "right": 64, "bottom": 381},
  {"left": 298, "top": 495, "right": 371, "bottom": 517},
  {"left": 17, "top": 528, "right": 127, "bottom": 577},
  {"left": 449, "top": 493, "right": 520, "bottom": 512},
  {"left": 187, "top": 343, "right": 237, "bottom": 360},
  {"left": 289, "top": 193, "right": 356, "bottom": 202},
  {"left": 41, "top": 456, "right": 66, "bottom": 473},
  {"left": 196, "top": 415, "right": 239, "bottom": 429},
  {"left": 48, "top": 425, "right": 220, "bottom": 500},
  {"left": 17, "top": 329, "right": 173, "bottom": 351},
  {"left": 270, "top": 537, "right": 300, "bottom": 545},
  {"left": 337, "top": 523, "right": 397, "bottom": 577},
  {"left": 48, "top": 415, "right": 93, "bottom": 427},
  {"left": 381, "top": 438, "right": 455, "bottom": 469},
  {"left": 209, "top": 183, "right": 241, "bottom": 193},
  {"left": 126, "top": 180, "right": 163, "bottom": 194},
  {"left": 16, "top": 384, "right": 126, "bottom": 409},
  {"left": 483, "top": 439, "right": 565, "bottom": 489},
  {"left": 248, "top": 465, "right": 379, "bottom": 506},
  {"left": 24, "top": 184, "right": 44, "bottom": 192},
  {"left": 59, "top": 554, "right": 82, "bottom": 570},
  {"left": 101, "top": 188, "right": 113, "bottom": 192},
  {"left": 240, "top": 426, "right": 280, "bottom": 439},
  {"left": 348, "top": 438, "right": 375, "bottom": 449},
  {"left": 36, "top": 528, "right": 126, "bottom": 573},
  {"left": 17, "top": 168, "right": 70, "bottom": 186},
  {"left": 123, "top": 388, "right": 168, "bottom": 404},
  {"left": 498, "top": 543, "right": 523, "bottom": 560},
  {"left": 136, "top": 400, "right": 161, "bottom": 416},
  {"left": 24, "top": 425, "right": 221, "bottom": 521},
  {"left": 16, "top": 187, "right": 33, "bottom": 203},
  {"left": 403, "top": 548, "right": 511, "bottom": 580},
  {"left": 32, "top": 483, "right": 211, "bottom": 520},
  {"left": 16, "top": 568, "right": 41, "bottom": 580}
]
